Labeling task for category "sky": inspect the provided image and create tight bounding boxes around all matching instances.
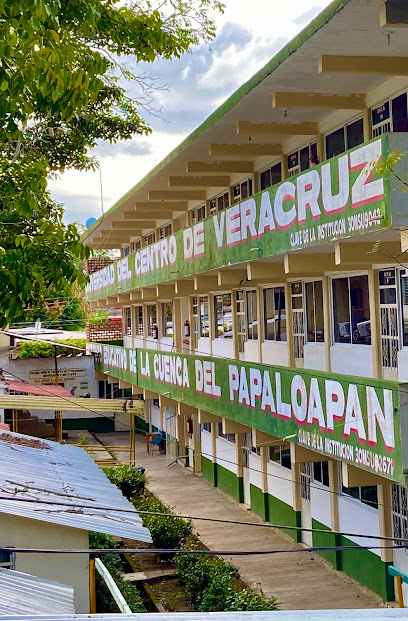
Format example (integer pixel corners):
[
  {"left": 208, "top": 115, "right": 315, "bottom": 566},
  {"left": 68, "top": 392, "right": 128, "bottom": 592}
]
[{"left": 50, "top": 0, "right": 333, "bottom": 225}]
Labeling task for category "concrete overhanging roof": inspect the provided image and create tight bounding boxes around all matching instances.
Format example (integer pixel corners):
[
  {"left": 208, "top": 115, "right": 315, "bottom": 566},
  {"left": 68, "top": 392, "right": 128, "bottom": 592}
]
[{"left": 83, "top": 0, "right": 407, "bottom": 248}]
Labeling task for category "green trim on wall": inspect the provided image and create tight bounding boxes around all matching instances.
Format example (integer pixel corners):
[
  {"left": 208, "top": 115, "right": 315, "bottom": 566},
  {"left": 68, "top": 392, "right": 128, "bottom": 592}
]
[
  {"left": 57, "top": 417, "right": 114, "bottom": 433},
  {"left": 135, "top": 416, "right": 149, "bottom": 434},
  {"left": 202, "top": 456, "right": 217, "bottom": 487},
  {"left": 312, "top": 519, "right": 394, "bottom": 601},
  {"left": 217, "top": 464, "right": 242, "bottom": 502},
  {"left": 250, "top": 485, "right": 268, "bottom": 521},
  {"left": 267, "top": 492, "right": 299, "bottom": 541}
]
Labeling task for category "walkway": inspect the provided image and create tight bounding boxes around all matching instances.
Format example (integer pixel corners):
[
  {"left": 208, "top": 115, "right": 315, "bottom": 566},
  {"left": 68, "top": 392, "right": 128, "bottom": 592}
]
[{"left": 97, "top": 432, "right": 383, "bottom": 611}]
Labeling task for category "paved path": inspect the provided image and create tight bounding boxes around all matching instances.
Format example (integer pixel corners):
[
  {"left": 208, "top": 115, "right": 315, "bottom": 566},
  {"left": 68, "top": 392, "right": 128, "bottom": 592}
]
[{"left": 97, "top": 432, "right": 383, "bottom": 611}]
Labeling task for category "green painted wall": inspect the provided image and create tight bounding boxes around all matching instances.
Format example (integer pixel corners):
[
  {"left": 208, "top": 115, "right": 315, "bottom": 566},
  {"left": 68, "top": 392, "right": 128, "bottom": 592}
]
[
  {"left": 135, "top": 416, "right": 149, "bottom": 434},
  {"left": 250, "top": 484, "right": 268, "bottom": 521},
  {"left": 217, "top": 464, "right": 242, "bottom": 502},
  {"left": 312, "top": 519, "right": 394, "bottom": 601},
  {"left": 202, "top": 456, "right": 217, "bottom": 487},
  {"left": 57, "top": 417, "right": 114, "bottom": 433},
  {"left": 267, "top": 492, "right": 300, "bottom": 541}
]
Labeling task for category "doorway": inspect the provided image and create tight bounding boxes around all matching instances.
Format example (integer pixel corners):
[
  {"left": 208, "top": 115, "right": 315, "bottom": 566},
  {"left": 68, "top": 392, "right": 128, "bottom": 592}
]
[{"left": 300, "top": 463, "right": 313, "bottom": 546}]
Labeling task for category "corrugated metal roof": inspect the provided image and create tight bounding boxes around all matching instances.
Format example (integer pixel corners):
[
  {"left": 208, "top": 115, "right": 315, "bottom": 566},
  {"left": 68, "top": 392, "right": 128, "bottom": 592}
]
[
  {"left": 0, "top": 395, "right": 143, "bottom": 412},
  {"left": 0, "top": 431, "right": 151, "bottom": 542},
  {"left": 0, "top": 568, "right": 74, "bottom": 615},
  {"left": 0, "top": 610, "right": 407, "bottom": 620}
]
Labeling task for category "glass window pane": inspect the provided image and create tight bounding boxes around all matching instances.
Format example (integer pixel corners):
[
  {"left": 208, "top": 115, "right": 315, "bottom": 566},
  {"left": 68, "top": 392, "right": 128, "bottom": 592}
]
[
  {"left": 346, "top": 118, "right": 364, "bottom": 149},
  {"left": 325, "top": 127, "right": 345, "bottom": 159},
  {"left": 275, "top": 288, "right": 286, "bottom": 342},
  {"left": 260, "top": 169, "right": 271, "bottom": 191},
  {"left": 288, "top": 152, "right": 299, "bottom": 170},
  {"left": 350, "top": 275, "right": 370, "bottom": 345},
  {"left": 332, "top": 278, "right": 351, "bottom": 343},
  {"left": 300, "top": 146, "right": 310, "bottom": 171},
  {"left": 264, "top": 289, "right": 275, "bottom": 340},
  {"left": 361, "top": 486, "right": 378, "bottom": 509},
  {"left": 372, "top": 101, "right": 390, "bottom": 126},
  {"left": 271, "top": 163, "right": 281, "bottom": 186},
  {"left": 281, "top": 448, "right": 291, "bottom": 469},
  {"left": 305, "top": 282, "right": 316, "bottom": 343},
  {"left": 314, "top": 281, "right": 324, "bottom": 343},
  {"left": 392, "top": 92, "right": 408, "bottom": 133}
]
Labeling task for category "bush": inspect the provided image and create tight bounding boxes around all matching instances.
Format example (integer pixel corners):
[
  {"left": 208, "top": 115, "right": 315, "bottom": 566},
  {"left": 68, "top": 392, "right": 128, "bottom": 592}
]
[
  {"left": 89, "top": 531, "right": 145, "bottom": 613},
  {"left": 18, "top": 338, "right": 86, "bottom": 358},
  {"left": 103, "top": 466, "right": 146, "bottom": 500},
  {"left": 135, "top": 495, "right": 193, "bottom": 553},
  {"left": 226, "top": 589, "right": 278, "bottom": 611}
]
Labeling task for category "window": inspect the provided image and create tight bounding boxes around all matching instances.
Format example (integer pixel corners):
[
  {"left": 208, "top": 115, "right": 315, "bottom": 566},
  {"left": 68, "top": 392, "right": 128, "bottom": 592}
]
[
  {"left": 325, "top": 118, "right": 364, "bottom": 159},
  {"left": 123, "top": 246, "right": 130, "bottom": 257},
  {"left": 400, "top": 271, "right": 408, "bottom": 346},
  {"left": 269, "top": 445, "right": 291, "bottom": 469},
  {"left": 232, "top": 178, "right": 253, "bottom": 203},
  {"left": 236, "top": 291, "right": 246, "bottom": 353},
  {"left": 332, "top": 275, "right": 370, "bottom": 345},
  {"left": 144, "top": 231, "right": 156, "bottom": 246},
  {"left": 372, "top": 92, "right": 408, "bottom": 137},
  {"left": 192, "top": 295, "right": 209, "bottom": 344},
  {"left": 202, "top": 422, "right": 211, "bottom": 432},
  {"left": 246, "top": 290, "right": 258, "bottom": 340},
  {"left": 342, "top": 481, "right": 378, "bottom": 509},
  {"left": 313, "top": 461, "right": 329, "bottom": 487},
  {"left": 263, "top": 287, "right": 286, "bottom": 341},
  {"left": 124, "top": 307, "right": 132, "bottom": 336},
  {"left": 259, "top": 162, "right": 281, "bottom": 191},
  {"left": 392, "top": 484, "right": 408, "bottom": 546},
  {"left": 131, "top": 239, "right": 142, "bottom": 252},
  {"left": 209, "top": 191, "right": 229, "bottom": 215},
  {"left": 251, "top": 445, "right": 261, "bottom": 456},
  {"left": 287, "top": 143, "right": 317, "bottom": 177},
  {"left": 135, "top": 305, "right": 143, "bottom": 336},
  {"left": 161, "top": 302, "right": 173, "bottom": 337},
  {"left": 305, "top": 281, "right": 324, "bottom": 343},
  {"left": 146, "top": 304, "right": 157, "bottom": 336},
  {"left": 152, "top": 398, "right": 160, "bottom": 407},
  {"left": 159, "top": 223, "right": 172, "bottom": 239},
  {"left": 191, "top": 204, "right": 206, "bottom": 224},
  {"left": 217, "top": 422, "right": 235, "bottom": 443},
  {"left": 215, "top": 293, "right": 232, "bottom": 338}
]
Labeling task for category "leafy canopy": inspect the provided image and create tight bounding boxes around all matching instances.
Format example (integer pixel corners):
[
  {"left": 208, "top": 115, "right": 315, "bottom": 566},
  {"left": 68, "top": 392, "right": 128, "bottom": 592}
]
[{"left": 0, "top": 0, "right": 223, "bottom": 327}]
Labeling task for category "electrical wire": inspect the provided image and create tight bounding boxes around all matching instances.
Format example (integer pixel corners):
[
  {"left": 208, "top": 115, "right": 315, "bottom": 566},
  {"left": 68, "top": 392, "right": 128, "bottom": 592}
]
[{"left": 1, "top": 544, "right": 407, "bottom": 556}]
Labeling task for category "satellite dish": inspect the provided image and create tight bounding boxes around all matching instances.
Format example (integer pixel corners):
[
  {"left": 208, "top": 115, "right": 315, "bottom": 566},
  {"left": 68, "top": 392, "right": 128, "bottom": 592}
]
[{"left": 86, "top": 217, "right": 97, "bottom": 228}]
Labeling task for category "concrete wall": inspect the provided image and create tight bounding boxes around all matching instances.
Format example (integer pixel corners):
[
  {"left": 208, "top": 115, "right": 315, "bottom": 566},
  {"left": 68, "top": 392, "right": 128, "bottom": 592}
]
[
  {"left": 0, "top": 513, "right": 90, "bottom": 612},
  {"left": 330, "top": 345, "right": 373, "bottom": 378}
]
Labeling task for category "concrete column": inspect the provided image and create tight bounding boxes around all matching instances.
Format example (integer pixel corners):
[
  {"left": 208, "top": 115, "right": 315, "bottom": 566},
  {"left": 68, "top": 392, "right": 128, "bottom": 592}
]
[
  {"left": 280, "top": 154, "right": 288, "bottom": 180},
  {"left": 173, "top": 298, "right": 181, "bottom": 353},
  {"left": 322, "top": 275, "right": 331, "bottom": 372},
  {"left": 363, "top": 107, "right": 372, "bottom": 142},
  {"left": 256, "top": 287, "right": 262, "bottom": 363},
  {"left": 260, "top": 445, "right": 269, "bottom": 521},
  {"left": 208, "top": 293, "right": 214, "bottom": 356},
  {"left": 176, "top": 409, "right": 187, "bottom": 463},
  {"left": 291, "top": 461, "right": 302, "bottom": 512},
  {"left": 284, "top": 280, "right": 295, "bottom": 367},
  {"left": 329, "top": 460, "right": 339, "bottom": 532},
  {"left": 211, "top": 421, "right": 218, "bottom": 486},
  {"left": 231, "top": 290, "right": 239, "bottom": 360},
  {"left": 368, "top": 268, "right": 381, "bottom": 379},
  {"left": 236, "top": 433, "right": 244, "bottom": 479},
  {"left": 378, "top": 483, "right": 394, "bottom": 563},
  {"left": 193, "top": 411, "right": 202, "bottom": 473},
  {"left": 316, "top": 133, "right": 325, "bottom": 162}
]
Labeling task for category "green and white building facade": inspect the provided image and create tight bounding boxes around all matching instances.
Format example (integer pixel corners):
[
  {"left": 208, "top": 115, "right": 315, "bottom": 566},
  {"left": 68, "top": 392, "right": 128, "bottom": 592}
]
[{"left": 85, "top": 0, "right": 408, "bottom": 602}]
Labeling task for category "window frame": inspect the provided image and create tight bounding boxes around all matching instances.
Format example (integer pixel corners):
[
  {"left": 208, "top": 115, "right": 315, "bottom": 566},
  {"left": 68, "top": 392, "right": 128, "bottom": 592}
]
[
  {"left": 144, "top": 231, "right": 156, "bottom": 246},
  {"left": 214, "top": 292, "right": 233, "bottom": 339},
  {"left": 217, "top": 422, "right": 236, "bottom": 443},
  {"left": 190, "top": 204, "right": 206, "bottom": 225},
  {"left": 161, "top": 301, "right": 173, "bottom": 338},
  {"left": 159, "top": 222, "right": 172, "bottom": 239},
  {"left": 262, "top": 285, "right": 287, "bottom": 342},
  {"left": 268, "top": 444, "right": 291, "bottom": 470},
  {"left": 324, "top": 115, "right": 364, "bottom": 160},
  {"left": 259, "top": 161, "right": 282, "bottom": 191},
  {"left": 304, "top": 279, "right": 324, "bottom": 344},
  {"left": 232, "top": 177, "right": 253, "bottom": 204},
  {"left": 372, "top": 90, "right": 408, "bottom": 137},
  {"left": 123, "top": 306, "right": 132, "bottom": 336},
  {"left": 209, "top": 191, "right": 230, "bottom": 215},
  {"left": 330, "top": 273, "right": 371, "bottom": 346},
  {"left": 134, "top": 305, "right": 144, "bottom": 337}
]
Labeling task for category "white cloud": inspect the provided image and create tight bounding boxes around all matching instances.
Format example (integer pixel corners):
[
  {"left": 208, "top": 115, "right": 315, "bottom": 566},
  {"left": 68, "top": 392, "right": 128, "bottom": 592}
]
[{"left": 51, "top": 0, "right": 333, "bottom": 224}]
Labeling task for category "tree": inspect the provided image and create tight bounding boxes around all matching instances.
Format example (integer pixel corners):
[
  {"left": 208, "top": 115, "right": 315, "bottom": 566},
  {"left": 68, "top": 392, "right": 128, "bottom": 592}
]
[{"left": 0, "top": 0, "right": 224, "bottom": 327}]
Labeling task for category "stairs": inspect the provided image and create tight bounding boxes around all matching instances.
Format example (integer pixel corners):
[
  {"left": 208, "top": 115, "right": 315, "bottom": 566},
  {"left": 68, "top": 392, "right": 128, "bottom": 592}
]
[{"left": 16, "top": 410, "right": 55, "bottom": 438}]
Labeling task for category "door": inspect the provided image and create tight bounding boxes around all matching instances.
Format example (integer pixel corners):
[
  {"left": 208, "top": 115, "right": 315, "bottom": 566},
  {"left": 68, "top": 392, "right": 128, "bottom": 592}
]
[
  {"left": 392, "top": 484, "right": 408, "bottom": 602},
  {"left": 243, "top": 433, "right": 252, "bottom": 505},
  {"left": 300, "top": 463, "right": 313, "bottom": 546},
  {"left": 379, "top": 269, "right": 399, "bottom": 380}
]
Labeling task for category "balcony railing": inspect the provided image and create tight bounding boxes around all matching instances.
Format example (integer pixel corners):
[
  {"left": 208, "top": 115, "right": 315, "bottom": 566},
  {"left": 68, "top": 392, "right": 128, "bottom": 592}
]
[
  {"left": 86, "top": 133, "right": 405, "bottom": 302},
  {"left": 90, "top": 341, "right": 404, "bottom": 485}
]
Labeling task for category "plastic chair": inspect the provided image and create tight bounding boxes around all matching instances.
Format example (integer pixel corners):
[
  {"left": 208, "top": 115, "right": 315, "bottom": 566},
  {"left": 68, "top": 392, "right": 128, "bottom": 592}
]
[{"left": 149, "top": 431, "right": 163, "bottom": 455}]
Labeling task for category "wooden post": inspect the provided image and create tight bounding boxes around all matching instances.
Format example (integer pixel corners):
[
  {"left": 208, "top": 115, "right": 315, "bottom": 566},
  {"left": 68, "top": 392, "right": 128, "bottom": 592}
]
[
  {"left": 322, "top": 275, "right": 331, "bottom": 372},
  {"left": 89, "top": 556, "right": 96, "bottom": 614},
  {"left": 12, "top": 409, "right": 18, "bottom": 433},
  {"left": 396, "top": 574, "right": 404, "bottom": 608},
  {"left": 55, "top": 410, "right": 63, "bottom": 442}
]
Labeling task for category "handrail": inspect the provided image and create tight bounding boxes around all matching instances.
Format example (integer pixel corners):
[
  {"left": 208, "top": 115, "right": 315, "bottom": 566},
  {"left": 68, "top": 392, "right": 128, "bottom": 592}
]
[{"left": 95, "top": 557, "right": 132, "bottom": 614}]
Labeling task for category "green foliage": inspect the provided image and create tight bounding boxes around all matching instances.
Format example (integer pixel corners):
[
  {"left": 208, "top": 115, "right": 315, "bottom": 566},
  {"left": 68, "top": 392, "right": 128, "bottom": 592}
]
[
  {"left": 89, "top": 310, "right": 111, "bottom": 324},
  {"left": 78, "top": 433, "right": 87, "bottom": 445},
  {"left": 175, "top": 552, "right": 278, "bottom": 612},
  {"left": 89, "top": 531, "right": 145, "bottom": 613},
  {"left": 0, "top": 0, "right": 223, "bottom": 326},
  {"left": 135, "top": 495, "right": 193, "bottom": 553},
  {"left": 18, "top": 338, "right": 86, "bottom": 358},
  {"left": 103, "top": 465, "right": 146, "bottom": 500}
]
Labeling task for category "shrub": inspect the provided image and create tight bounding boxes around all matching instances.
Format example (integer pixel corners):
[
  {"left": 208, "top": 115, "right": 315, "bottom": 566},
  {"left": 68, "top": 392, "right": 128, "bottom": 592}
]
[
  {"left": 226, "top": 589, "right": 278, "bottom": 611},
  {"left": 89, "top": 531, "right": 145, "bottom": 613},
  {"left": 103, "top": 466, "right": 146, "bottom": 500},
  {"left": 135, "top": 495, "right": 193, "bottom": 553},
  {"left": 18, "top": 338, "right": 86, "bottom": 358}
]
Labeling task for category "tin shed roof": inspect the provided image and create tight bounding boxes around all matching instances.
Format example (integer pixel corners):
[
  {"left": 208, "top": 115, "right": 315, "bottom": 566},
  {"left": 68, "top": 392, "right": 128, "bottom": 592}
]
[
  {"left": 0, "top": 568, "right": 75, "bottom": 615},
  {"left": 0, "top": 431, "right": 151, "bottom": 542}
]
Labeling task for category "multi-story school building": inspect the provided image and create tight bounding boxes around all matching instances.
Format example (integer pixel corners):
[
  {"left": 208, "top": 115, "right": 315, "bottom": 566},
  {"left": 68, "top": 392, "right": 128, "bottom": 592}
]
[{"left": 84, "top": 0, "right": 408, "bottom": 602}]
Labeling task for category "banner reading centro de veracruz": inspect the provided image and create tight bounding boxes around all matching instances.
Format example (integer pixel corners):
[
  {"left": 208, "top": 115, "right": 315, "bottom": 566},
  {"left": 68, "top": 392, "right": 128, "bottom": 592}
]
[
  {"left": 86, "top": 135, "right": 391, "bottom": 299},
  {"left": 92, "top": 343, "right": 403, "bottom": 484}
]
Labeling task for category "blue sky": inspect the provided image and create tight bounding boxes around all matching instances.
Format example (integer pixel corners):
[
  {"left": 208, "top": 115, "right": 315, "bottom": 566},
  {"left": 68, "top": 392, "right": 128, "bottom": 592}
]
[{"left": 49, "top": 0, "right": 332, "bottom": 224}]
